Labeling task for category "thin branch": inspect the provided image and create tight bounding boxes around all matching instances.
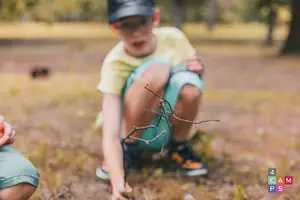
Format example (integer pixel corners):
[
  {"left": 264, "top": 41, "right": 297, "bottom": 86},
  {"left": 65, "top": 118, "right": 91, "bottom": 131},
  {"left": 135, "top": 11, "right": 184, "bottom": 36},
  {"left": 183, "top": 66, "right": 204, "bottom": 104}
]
[
  {"left": 144, "top": 84, "right": 220, "bottom": 126},
  {"left": 120, "top": 84, "right": 220, "bottom": 187},
  {"left": 121, "top": 112, "right": 164, "bottom": 145},
  {"left": 128, "top": 130, "right": 167, "bottom": 145}
]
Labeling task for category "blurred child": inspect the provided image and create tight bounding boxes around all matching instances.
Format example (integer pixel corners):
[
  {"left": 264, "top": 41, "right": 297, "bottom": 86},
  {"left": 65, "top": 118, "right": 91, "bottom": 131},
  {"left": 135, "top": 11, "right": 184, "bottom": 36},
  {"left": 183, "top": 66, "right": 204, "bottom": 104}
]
[
  {"left": 97, "top": 0, "right": 207, "bottom": 199},
  {"left": 0, "top": 115, "right": 40, "bottom": 200}
]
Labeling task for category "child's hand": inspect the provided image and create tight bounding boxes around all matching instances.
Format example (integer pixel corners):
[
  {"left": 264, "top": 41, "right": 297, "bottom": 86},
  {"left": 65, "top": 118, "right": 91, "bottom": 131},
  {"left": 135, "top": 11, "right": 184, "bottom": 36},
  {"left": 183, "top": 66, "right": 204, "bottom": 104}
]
[
  {"left": 183, "top": 56, "right": 205, "bottom": 76},
  {"left": 111, "top": 182, "right": 133, "bottom": 200},
  {"left": 0, "top": 115, "right": 17, "bottom": 147}
]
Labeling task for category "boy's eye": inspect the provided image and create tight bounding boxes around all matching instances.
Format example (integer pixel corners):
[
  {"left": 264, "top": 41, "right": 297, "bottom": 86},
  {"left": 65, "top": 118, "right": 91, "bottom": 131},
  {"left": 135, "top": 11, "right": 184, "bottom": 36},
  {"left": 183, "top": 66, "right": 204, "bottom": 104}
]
[
  {"left": 140, "top": 18, "right": 147, "bottom": 25},
  {"left": 118, "top": 18, "right": 149, "bottom": 30},
  {"left": 123, "top": 23, "right": 135, "bottom": 29}
]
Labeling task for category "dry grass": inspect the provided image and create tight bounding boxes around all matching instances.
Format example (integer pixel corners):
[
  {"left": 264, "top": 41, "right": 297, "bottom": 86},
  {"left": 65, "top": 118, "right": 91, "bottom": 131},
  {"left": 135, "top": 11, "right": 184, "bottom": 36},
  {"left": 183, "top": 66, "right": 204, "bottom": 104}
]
[
  {"left": 0, "top": 22, "right": 112, "bottom": 39},
  {"left": 0, "top": 21, "right": 288, "bottom": 40},
  {"left": 0, "top": 23, "right": 299, "bottom": 200}
]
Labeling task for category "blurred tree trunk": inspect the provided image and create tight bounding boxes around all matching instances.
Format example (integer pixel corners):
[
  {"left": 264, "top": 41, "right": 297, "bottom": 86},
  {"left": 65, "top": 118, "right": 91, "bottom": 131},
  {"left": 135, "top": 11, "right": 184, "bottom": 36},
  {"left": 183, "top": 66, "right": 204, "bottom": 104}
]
[
  {"left": 172, "top": 0, "right": 184, "bottom": 30},
  {"left": 281, "top": 0, "right": 300, "bottom": 54},
  {"left": 206, "top": 0, "right": 214, "bottom": 31},
  {"left": 264, "top": 6, "right": 277, "bottom": 46}
]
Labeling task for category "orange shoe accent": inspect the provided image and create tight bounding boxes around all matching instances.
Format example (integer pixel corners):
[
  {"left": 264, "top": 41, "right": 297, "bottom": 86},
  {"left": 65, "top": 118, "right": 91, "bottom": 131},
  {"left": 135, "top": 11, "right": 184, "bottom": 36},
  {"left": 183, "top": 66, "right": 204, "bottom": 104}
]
[
  {"left": 171, "top": 152, "right": 203, "bottom": 169},
  {"left": 171, "top": 152, "right": 184, "bottom": 164},
  {"left": 177, "top": 145, "right": 184, "bottom": 151},
  {"left": 181, "top": 160, "right": 203, "bottom": 169}
]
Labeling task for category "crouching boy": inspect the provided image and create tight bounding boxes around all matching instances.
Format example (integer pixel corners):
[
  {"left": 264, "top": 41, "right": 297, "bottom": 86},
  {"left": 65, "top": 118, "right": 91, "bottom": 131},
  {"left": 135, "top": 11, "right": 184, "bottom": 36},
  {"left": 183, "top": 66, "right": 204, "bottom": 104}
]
[{"left": 97, "top": 0, "right": 207, "bottom": 199}]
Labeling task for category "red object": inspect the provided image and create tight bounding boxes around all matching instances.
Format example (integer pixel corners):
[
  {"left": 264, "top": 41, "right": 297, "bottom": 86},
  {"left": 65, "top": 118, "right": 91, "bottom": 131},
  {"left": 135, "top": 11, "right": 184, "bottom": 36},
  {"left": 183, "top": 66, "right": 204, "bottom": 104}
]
[{"left": 0, "top": 122, "right": 4, "bottom": 138}]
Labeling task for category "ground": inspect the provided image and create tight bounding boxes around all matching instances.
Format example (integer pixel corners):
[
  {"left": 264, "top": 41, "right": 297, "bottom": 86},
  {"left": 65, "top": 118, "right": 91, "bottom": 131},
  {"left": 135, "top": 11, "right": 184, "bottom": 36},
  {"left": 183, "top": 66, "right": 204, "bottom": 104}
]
[{"left": 0, "top": 23, "right": 299, "bottom": 200}]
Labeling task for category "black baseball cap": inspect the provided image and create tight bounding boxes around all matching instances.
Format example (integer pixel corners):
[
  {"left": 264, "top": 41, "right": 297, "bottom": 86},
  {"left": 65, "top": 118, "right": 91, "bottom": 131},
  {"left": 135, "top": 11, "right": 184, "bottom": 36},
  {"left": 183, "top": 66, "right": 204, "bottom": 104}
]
[{"left": 108, "top": 0, "right": 156, "bottom": 24}]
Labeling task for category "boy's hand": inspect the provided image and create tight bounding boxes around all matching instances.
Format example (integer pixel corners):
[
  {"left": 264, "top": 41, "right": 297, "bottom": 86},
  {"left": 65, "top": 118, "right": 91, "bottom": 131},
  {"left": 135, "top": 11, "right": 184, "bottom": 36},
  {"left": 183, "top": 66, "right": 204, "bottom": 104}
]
[
  {"left": 0, "top": 115, "right": 17, "bottom": 147},
  {"left": 111, "top": 183, "right": 133, "bottom": 200},
  {"left": 183, "top": 56, "right": 205, "bottom": 76}
]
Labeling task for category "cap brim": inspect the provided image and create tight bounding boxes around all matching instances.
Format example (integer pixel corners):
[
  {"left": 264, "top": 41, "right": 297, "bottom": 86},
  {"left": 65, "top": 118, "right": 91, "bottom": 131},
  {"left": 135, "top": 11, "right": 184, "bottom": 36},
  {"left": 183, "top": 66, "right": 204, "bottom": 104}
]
[{"left": 109, "top": 6, "right": 155, "bottom": 24}]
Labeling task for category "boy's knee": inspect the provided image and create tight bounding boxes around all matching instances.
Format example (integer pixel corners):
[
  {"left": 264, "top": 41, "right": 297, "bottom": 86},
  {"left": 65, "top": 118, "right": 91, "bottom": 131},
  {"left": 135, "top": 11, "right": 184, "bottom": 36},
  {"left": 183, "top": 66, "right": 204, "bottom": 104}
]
[
  {"left": 0, "top": 183, "right": 37, "bottom": 200},
  {"left": 12, "top": 157, "right": 40, "bottom": 183},
  {"left": 141, "top": 63, "right": 170, "bottom": 91},
  {"left": 0, "top": 147, "right": 40, "bottom": 192},
  {"left": 179, "top": 84, "right": 201, "bottom": 104}
]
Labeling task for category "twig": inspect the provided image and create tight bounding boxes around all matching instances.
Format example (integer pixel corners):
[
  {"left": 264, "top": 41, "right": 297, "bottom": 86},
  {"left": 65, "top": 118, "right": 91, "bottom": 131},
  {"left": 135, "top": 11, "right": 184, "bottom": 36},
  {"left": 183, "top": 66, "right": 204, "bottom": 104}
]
[
  {"left": 120, "top": 84, "right": 220, "bottom": 186},
  {"left": 144, "top": 84, "right": 220, "bottom": 126}
]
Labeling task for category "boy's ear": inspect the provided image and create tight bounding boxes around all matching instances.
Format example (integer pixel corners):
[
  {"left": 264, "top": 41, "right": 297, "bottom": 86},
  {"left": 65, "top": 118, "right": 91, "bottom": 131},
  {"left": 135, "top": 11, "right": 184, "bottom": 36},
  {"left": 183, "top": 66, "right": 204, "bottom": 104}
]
[
  {"left": 153, "top": 8, "right": 160, "bottom": 27},
  {"left": 110, "top": 24, "right": 120, "bottom": 35}
]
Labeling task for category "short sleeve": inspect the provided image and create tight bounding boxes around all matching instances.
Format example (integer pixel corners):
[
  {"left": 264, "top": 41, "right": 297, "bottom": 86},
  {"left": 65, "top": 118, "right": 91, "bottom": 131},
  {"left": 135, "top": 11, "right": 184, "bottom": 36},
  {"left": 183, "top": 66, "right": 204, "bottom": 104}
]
[
  {"left": 175, "top": 29, "right": 196, "bottom": 59},
  {"left": 97, "top": 60, "right": 126, "bottom": 96}
]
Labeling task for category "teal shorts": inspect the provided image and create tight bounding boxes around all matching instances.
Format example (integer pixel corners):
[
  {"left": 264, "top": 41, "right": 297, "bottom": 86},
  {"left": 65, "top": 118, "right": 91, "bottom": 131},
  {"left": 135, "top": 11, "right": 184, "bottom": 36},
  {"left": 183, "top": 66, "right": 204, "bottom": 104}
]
[
  {"left": 120, "top": 58, "right": 205, "bottom": 151},
  {"left": 0, "top": 145, "right": 40, "bottom": 189}
]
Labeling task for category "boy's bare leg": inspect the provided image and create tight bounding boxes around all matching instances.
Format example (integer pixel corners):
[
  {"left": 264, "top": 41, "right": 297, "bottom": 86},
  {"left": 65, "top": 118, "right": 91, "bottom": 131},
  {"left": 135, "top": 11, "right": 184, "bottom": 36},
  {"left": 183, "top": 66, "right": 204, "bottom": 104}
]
[
  {"left": 0, "top": 183, "right": 36, "bottom": 200},
  {"left": 168, "top": 84, "right": 207, "bottom": 177},
  {"left": 122, "top": 64, "right": 170, "bottom": 142},
  {"left": 171, "top": 84, "right": 202, "bottom": 141},
  {"left": 97, "top": 63, "right": 170, "bottom": 180}
]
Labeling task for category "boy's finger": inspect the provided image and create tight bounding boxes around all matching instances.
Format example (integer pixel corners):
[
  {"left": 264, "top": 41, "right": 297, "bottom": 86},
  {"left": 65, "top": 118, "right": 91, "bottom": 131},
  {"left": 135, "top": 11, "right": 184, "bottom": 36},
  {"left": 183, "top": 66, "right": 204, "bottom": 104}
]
[
  {"left": 184, "top": 59, "right": 199, "bottom": 65},
  {"left": 189, "top": 64, "right": 203, "bottom": 71},
  {"left": 4, "top": 122, "right": 13, "bottom": 137},
  {"left": 126, "top": 183, "right": 133, "bottom": 193},
  {"left": 126, "top": 186, "right": 133, "bottom": 193},
  {"left": 0, "top": 115, "right": 4, "bottom": 123},
  {"left": 189, "top": 67, "right": 204, "bottom": 75},
  {"left": 0, "top": 135, "right": 9, "bottom": 147},
  {"left": 112, "top": 193, "right": 128, "bottom": 200},
  {"left": 184, "top": 55, "right": 198, "bottom": 61},
  {"left": 119, "top": 194, "right": 129, "bottom": 200},
  {"left": 7, "top": 129, "right": 16, "bottom": 144}
]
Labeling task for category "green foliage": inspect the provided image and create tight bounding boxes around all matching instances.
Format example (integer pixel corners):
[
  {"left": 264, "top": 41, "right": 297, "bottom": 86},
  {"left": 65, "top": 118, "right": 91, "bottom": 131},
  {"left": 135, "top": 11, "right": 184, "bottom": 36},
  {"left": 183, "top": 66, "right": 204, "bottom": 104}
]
[
  {"left": 28, "top": 0, "right": 107, "bottom": 22},
  {"left": 0, "top": 0, "right": 292, "bottom": 23},
  {"left": 0, "top": 0, "right": 107, "bottom": 22},
  {"left": 0, "top": 0, "right": 36, "bottom": 19}
]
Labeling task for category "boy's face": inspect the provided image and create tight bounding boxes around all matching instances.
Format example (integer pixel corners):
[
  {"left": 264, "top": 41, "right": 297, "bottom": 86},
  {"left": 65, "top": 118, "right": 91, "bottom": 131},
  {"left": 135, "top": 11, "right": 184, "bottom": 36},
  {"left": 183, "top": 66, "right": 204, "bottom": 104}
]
[{"left": 111, "top": 9, "right": 160, "bottom": 57}]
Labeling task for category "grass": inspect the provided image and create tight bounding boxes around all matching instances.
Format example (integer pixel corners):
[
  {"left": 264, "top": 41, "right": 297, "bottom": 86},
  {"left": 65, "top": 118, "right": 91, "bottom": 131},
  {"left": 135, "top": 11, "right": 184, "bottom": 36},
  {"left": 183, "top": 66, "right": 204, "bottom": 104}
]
[
  {"left": 0, "top": 22, "right": 112, "bottom": 39},
  {"left": 1, "top": 73, "right": 299, "bottom": 199},
  {"left": 0, "top": 21, "right": 289, "bottom": 41},
  {"left": 0, "top": 22, "right": 299, "bottom": 199}
]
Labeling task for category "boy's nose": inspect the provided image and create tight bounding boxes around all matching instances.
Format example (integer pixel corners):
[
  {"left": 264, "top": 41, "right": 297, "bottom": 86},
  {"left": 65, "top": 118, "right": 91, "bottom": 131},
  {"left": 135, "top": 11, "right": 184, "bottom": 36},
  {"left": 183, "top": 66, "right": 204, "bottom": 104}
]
[
  {"left": 131, "top": 28, "right": 144, "bottom": 37},
  {"left": 132, "top": 32, "right": 141, "bottom": 38}
]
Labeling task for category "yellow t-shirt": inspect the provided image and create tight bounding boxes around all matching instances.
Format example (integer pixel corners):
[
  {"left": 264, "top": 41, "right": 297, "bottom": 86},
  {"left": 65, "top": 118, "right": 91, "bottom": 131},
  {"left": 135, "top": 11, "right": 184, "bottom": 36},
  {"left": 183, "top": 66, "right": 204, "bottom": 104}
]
[{"left": 97, "top": 27, "right": 196, "bottom": 95}]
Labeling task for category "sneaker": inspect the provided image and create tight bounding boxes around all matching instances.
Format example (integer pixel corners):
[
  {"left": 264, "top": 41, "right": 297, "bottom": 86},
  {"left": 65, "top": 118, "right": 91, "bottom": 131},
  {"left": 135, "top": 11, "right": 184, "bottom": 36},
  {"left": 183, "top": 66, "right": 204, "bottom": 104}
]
[
  {"left": 168, "top": 141, "right": 208, "bottom": 177},
  {"left": 96, "top": 159, "right": 111, "bottom": 180},
  {"left": 96, "top": 142, "right": 135, "bottom": 180}
]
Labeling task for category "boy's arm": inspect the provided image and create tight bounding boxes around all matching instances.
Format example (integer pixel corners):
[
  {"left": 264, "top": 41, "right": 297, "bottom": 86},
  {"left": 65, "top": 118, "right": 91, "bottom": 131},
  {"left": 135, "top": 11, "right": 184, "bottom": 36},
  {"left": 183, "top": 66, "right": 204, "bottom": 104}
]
[{"left": 101, "top": 93, "right": 125, "bottom": 189}]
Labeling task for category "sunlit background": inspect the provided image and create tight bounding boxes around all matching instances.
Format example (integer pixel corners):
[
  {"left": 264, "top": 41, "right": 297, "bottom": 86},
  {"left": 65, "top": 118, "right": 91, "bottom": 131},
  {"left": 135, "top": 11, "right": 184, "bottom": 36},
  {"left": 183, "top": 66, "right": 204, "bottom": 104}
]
[{"left": 0, "top": 0, "right": 299, "bottom": 199}]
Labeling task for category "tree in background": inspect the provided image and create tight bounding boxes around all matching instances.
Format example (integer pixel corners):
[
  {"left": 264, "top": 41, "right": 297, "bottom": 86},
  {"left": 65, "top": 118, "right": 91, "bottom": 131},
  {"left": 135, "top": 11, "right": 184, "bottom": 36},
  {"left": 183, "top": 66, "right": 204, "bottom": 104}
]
[
  {"left": 172, "top": 0, "right": 185, "bottom": 30},
  {"left": 255, "top": 0, "right": 289, "bottom": 46},
  {"left": 205, "top": 0, "right": 215, "bottom": 31},
  {"left": 245, "top": 0, "right": 299, "bottom": 54},
  {"left": 0, "top": 0, "right": 299, "bottom": 54},
  {"left": 0, "top": 0, "right": 38, "bottom": 20},
  {"left": 281, "top": 0, "right": 300, "bottom": 54}
]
